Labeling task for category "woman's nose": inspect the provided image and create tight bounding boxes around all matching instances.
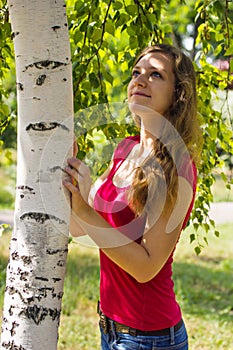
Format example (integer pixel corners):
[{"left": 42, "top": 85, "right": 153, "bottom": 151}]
[{"left": 133, "top": 74, "right": 147, "bottom": 87}]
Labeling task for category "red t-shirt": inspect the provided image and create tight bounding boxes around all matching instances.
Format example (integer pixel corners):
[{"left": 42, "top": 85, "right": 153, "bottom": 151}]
[{"left": 94, "top": 135, "right": 197, "bottom": 331}]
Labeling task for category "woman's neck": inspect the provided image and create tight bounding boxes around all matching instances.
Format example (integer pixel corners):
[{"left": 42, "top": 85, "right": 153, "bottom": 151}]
[{"left": 139, "top": 123, "right": 155, "bottom": 153}]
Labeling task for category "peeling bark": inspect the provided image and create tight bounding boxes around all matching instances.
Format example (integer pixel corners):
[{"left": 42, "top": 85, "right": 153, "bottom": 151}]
[{"left": 1, "top": 0, "right": 73, "bottom": 348}]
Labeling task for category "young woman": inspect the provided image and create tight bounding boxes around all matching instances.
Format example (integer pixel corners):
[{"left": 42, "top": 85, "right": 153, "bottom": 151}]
[{"left": 63, "top": 44, "right": 202, "bottom": 349}]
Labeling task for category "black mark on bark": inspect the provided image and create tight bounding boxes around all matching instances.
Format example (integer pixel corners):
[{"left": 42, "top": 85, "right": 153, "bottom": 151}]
[
  {"left": 53, "top": 277, "right": 62, "bottom": 282},
  {"left": 2, "top": 340, "right": 26, "bottom": 350},
  {"left": 50, "top": 165, "right": 66, "bottom": 174},
  {"left": 57, "top": 291, "right": 63, "bottom": 299},
  {"left": 22, "top": 256, "right": 33, "bottom": 265},
  {"left": 9, "top": 306, "right": 13, "bottom": 316},
  {"left": 17, "top": 267, "right": 29, "bottom": 281},
  {"left": 11, "top": 252, "right": 33, "bottom": 265},
  {"left": 51, "top": 25, "right": 61, "bottom": 31},
  {"left": 16, "top": 185, "right": 34, "bottom": 191},
  {"left": 16, "top": 185, "right": 35, "bottom": 197},
  {"left": 16, "top": 82, "right": 24, "bottom": 91},
  {"left": 18, "top": 185, "right": 33, "bottom": 191},
  {"left": 2, "top": 317, "right": 7, "bottom": 325},
  {"left": 33, "top": 96, "right": 41, "bottom": 100},
  {"left": 36, "top": 74, "right": 46, "bottom": 86},
  {"left": 46, "top": 248, "right": 68, "bottom": 255},
  {"left": 34, "top": 287, "right": 55, "bottom": 301},
  {"left": 11, "top": 251, "right": 19, "bottom": 261},
  {"left": 35, "top": 276, "right": 49, "bottom": 282},
  {"left": 6, "top": 286, "right": 15, "bottom": 296},
  {"left": 24, "top": 60, "right": 68, "bottom": 71},
  {"left": 11, "top": 31, "right": 20, "bottom": 39},
  {"left": 20, "top": 305, "right": 60, "bottom": 325},
  {"left": 26, "top": 122, "right": 69, "bottom": 132},
  {"left": 20, "top": 212, "right": 66, "bottom": 225},
  {"left": 10, "top": 321, "right": 19, "bottom": 337}
]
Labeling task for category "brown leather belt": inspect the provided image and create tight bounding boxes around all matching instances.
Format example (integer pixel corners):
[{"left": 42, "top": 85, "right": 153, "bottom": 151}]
[{"left": 98, "top": 309, "right": 183, "bottom": 337}]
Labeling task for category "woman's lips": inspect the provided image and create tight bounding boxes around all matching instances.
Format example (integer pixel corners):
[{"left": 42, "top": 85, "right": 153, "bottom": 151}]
[{"left": 131, "top": 91, "right": 151, "bottom": 98}]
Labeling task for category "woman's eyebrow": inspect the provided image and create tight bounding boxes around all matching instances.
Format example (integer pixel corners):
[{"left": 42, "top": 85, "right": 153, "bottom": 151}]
[{"left": 133, "top": 65, "right": 168, "bottom": 74}]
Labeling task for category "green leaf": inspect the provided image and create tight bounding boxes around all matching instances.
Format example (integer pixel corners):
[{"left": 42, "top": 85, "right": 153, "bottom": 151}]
[
  {"left": 115, "top": 13, "right": 130, "bottom": 28},
  {"left": 80, "top": 19, "right": 88, "bottom": 32},
  {"left": 105, "top": 23, "right": 115, "bottom": 36},
  {"left": 224, "top": 46, "right": 233, "bottom": 56},
  {"left": 214, "top": 43, "right": 223, "bottom": 56},
  {"left": 75, "top": 1, "right": 86, "bottom": 11},
  {"left": 129, "top": 35, "right": 138, "bottom": 49},
  {"left": 194, "top": 246, "right": 201, "bottom": 255},
  {"left": 102, "top": 68, "right": 113, "bottom": 85},
  {"left": 190, "top": 233, "right": 196, "bottom": 243},
  {"left": 113, "top": 1, "right": 123, "bottom": 11},
  {"left": 89, "top": 72, "right": 99, "bottom": 88},
  {"left": 125, "top": 5, "right": 137, "bottom": 16},
  {"left": 73, "top": 29, "right": 83, "bottom": 44},
  {"left": 92, "top": 27, "right": 102, "bottom": 42}
]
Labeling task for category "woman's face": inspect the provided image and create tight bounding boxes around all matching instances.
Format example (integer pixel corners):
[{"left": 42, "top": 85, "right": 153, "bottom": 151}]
[{"left": 127, "top": 51, "right": 175, "bottom": 117}]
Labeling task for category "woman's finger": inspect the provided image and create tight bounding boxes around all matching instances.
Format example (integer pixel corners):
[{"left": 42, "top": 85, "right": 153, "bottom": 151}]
[
  {"left": 67, "top": 157, "right": 90, "bottom": 179},
  {"left": 63, "top": 179, "right": 79, "bottom": 195},
  {"left": 73, "top": 139, "right": 78, "bottom": 157},
  {"left": 67, "top": 157, "right": 82, "bottom": 172},
  {"left": 64, "top": 165, "right": 79, "bottom": 182}
]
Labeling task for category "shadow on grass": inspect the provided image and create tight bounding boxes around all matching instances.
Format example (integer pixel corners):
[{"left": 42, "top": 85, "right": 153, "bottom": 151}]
[{"left": 173, "top": 260, "right": 233, "bottom": 323}]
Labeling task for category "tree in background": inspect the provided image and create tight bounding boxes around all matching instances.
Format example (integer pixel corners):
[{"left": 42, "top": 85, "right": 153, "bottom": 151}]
[{"left": 1, "top": 0, "right": 73, "bottom": 348}]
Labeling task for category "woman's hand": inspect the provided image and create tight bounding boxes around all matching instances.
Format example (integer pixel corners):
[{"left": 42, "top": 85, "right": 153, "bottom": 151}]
[
  {"left": 62, "top": 140, "right": 93, "bottom": 237},
  {"left": 63, "top": 157, "right": 92, "bottom": 209}
]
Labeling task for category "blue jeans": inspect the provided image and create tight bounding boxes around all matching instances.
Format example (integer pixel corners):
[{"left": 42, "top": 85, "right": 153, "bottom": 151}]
[{"left": 100, "top": 319, "right": 188, "bottom": 350}]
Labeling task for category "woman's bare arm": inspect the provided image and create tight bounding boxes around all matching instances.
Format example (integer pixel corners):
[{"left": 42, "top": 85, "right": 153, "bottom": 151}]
[{"left": 64, "top": 158, "right": 193, "bottom": 283}]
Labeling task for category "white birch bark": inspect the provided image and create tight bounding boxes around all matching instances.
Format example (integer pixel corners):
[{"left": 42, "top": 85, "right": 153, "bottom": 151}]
[{"left": 1, "top": 0, "right": 73, "bottom": 348}]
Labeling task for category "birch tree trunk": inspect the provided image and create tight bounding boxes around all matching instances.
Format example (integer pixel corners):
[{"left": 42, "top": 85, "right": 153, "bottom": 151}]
[{"left": 1, "top": 0, "right": 73, "bottom": 348}]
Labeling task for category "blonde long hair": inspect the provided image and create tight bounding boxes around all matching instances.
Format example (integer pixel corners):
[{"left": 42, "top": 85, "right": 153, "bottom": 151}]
[{"left": 128, "top": 44, "right": 203, "bottom": 217}]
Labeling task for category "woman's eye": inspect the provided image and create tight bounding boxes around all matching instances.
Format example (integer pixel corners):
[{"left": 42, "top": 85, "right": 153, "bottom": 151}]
[
  {"left": 151, "top": 71, "right": 162, "bottom": 78},
  {"left": 132, "top": 70, "right": 140, "bottom": 78}
]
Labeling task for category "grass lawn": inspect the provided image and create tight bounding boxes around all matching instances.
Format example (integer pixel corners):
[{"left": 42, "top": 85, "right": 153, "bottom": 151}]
[
  {"left": 173, "top": 224, "right": 233, "bottom": 350},
  {"left": 0, "top": 223, "right": 232, "bottom": 349},
  {"left": 0, "top": 167, "right": 15, "bottom": 210}
]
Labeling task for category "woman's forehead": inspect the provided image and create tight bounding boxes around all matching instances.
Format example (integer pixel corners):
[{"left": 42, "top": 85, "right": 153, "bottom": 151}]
[{"left": 136, "top": 52, "right": 174, "bottom": 75}]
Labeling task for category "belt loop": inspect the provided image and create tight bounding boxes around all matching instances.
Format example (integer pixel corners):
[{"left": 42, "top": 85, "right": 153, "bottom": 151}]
[
  {"left": 170, "top": 326, "right": 175, "bottom": 345},
  {"left": 129, "top": 327, "right": 137, "bottom": 337},
  {"left": 109, "top": 319, "right": 117, "bottom": 340}
]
